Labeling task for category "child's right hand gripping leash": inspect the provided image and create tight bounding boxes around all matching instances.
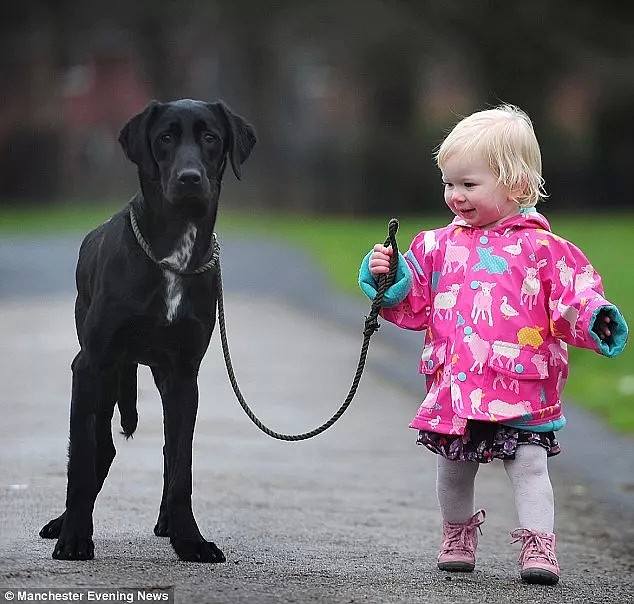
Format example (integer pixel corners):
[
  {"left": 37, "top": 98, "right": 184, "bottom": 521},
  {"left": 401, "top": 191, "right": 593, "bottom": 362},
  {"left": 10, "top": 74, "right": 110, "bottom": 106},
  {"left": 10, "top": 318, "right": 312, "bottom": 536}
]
[{"left": 364, "top": 218, "right": 400, "bottom": 336}]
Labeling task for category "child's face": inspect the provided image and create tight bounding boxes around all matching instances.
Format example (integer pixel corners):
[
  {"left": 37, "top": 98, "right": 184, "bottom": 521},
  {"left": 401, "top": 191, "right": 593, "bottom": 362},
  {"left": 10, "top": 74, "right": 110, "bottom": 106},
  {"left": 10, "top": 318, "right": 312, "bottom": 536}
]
[{"left": 441, "top": 154, "right": 519, "bottom": 229}]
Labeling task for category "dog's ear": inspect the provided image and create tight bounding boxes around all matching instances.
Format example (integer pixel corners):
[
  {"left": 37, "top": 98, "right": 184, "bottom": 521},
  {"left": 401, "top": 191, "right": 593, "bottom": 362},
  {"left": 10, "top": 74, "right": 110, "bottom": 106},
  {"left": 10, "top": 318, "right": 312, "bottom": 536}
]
[
  {"left": 118, "top": 100, "right": 161, "bottom": 179},
  {"left": 212, "top": 101, "right": 257, "bottom": 180}
]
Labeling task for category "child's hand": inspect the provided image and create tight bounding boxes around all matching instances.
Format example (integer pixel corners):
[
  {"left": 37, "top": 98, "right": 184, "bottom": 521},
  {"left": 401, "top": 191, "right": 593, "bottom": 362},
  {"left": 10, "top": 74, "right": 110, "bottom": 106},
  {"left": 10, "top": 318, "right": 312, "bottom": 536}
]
[
  {"left": 369, "top": 244, "right": 393, "bottom": 276},
  {"left": 592, "top": 310, "right": 613, "bottom": 341}
]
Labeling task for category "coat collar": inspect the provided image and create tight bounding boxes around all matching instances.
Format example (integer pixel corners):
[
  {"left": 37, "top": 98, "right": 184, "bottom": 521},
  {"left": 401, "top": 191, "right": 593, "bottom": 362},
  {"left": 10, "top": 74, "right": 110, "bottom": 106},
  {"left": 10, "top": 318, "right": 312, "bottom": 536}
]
[{"left": 450, "top": 207, "right": 552, "bottom": 233}]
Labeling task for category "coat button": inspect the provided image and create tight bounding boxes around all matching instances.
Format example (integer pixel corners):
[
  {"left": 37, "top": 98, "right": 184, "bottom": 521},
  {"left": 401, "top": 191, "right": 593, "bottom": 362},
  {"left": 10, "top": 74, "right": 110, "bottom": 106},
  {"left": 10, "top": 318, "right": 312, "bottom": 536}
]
[
  {"left": 457, "top": 372, "right": 467, "bottom": 382},
  {"left": 515, "top": 364, "right": 524, "bottom": 373},
  {"left": 428, "top": 360, "right": 434, "bottom": 369},
  {"left": 480, "top": 236, "right": 489, "bottom": 244}
]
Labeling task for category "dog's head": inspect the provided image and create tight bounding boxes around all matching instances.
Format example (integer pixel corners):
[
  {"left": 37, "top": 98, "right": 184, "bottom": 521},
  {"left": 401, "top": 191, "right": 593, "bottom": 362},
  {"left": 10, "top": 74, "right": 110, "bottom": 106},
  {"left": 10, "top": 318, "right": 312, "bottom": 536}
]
[{"left": 119, "top": 99, "right": 256, "bottom": 216}]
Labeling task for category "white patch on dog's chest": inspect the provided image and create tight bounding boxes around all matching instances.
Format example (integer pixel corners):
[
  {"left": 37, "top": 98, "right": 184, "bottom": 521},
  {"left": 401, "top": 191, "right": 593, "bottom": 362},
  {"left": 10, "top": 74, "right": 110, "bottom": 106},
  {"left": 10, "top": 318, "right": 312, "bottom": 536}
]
[{"left": 161, "top": 224, "right": 197, "bottom": 323}]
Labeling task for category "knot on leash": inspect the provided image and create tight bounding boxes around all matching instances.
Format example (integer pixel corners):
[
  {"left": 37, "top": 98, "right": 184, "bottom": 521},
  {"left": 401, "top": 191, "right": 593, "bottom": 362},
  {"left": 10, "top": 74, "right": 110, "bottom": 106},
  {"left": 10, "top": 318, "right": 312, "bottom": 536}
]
[{"left": 363, "top": 314, "right": 381, "bottom": 337}]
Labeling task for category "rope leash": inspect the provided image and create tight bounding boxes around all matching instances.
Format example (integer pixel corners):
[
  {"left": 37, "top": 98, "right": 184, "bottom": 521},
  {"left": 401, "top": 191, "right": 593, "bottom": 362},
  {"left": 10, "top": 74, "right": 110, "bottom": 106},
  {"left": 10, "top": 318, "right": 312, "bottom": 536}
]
[
  {"left": 215, "top": 218, "right": 400, "bottom": 441},
  {"left": 129, "top": 206, "right": 400, "bottom": 441}
]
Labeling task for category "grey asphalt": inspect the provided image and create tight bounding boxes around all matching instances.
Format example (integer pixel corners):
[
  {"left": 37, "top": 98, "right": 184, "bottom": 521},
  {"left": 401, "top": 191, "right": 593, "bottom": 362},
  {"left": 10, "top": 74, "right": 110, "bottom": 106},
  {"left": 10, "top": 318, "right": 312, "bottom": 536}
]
[{"left": 0, "top": 232, "right": 632, "bottom": 604}]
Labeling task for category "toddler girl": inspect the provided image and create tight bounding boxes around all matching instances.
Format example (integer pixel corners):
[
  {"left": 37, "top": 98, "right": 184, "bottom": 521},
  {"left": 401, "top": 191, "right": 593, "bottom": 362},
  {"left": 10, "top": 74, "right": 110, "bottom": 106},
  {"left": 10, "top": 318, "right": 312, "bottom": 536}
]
[{"left": 359, "top": 104, "right": 628, "bottom": 584}]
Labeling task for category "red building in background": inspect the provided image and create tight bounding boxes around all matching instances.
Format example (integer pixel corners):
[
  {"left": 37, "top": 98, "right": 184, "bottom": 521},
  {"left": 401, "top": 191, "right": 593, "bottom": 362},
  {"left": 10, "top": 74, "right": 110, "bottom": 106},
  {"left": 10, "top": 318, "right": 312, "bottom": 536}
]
[
  {"left": 60, "top": 45, "right": 152, "bottom": 200},
  {"left": 0, "top": 31, "right": 152, "bottom": 202}
]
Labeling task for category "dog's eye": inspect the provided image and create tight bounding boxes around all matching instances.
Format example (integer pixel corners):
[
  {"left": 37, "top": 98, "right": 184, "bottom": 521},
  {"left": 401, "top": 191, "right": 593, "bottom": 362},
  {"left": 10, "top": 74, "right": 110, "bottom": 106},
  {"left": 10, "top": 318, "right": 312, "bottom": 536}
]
[
  {"left": 202, "top": 132, "right": 219, "bottom": 144},
  {"left": 159, "top": 133, "right": 173, "bottom": 144}
]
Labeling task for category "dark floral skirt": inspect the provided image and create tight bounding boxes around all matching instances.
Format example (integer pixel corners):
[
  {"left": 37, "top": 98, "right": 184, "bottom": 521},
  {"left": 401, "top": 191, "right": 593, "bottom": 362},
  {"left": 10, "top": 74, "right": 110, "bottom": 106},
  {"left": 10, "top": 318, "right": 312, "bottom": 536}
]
[{"left": 416, "top": 421, "right": 561, "bottom": 463}]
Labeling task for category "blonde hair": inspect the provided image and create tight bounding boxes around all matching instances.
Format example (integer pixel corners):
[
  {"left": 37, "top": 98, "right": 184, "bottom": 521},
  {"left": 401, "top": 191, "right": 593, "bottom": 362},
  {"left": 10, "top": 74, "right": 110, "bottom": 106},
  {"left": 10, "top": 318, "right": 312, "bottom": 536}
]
[{"left": 434, "top": 104, "right": 547, "bottom": 207}]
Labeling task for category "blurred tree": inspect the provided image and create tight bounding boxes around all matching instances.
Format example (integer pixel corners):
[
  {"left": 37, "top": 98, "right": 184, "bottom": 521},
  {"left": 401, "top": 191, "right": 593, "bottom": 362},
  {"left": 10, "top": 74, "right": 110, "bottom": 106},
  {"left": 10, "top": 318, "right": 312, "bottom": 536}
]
[
  {"left": 0, "top": 0, "right": 65, "bottom": 201},
  {"left": 2, "top": 0, "right": 633, "bottom": 212},
  {"left": 393, "top": 0, "right": 634, "bottom": 212}
]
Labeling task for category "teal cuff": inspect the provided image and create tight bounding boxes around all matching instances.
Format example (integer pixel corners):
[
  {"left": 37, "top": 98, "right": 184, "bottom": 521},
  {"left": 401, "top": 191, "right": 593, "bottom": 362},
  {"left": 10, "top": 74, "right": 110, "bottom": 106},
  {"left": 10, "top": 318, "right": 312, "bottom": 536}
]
[
  {"left": 590, "top": 305, "right": 629, "bottom": 358},
  {"left": 358, "top": 251, "right": 412, "bottom": 307},
  {"left": 502, "top": 416, "right": 567, "bottom": 432}
]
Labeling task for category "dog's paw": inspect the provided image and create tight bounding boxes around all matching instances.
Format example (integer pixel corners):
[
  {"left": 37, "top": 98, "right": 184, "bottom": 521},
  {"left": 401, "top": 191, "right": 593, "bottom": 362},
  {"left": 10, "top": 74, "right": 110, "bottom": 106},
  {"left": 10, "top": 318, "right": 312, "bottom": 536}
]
[
  {"left": 40, "top": 514, "right": 65, "bottom": 539},
  {"left": 171, "top": 537, "right": 226, "bottom": 563},
  {"left": 153, "top": 516, "right": 169, "bottom": 537},
  {"left": 52, "top": 535, "right": 95, "bottom": 560}
]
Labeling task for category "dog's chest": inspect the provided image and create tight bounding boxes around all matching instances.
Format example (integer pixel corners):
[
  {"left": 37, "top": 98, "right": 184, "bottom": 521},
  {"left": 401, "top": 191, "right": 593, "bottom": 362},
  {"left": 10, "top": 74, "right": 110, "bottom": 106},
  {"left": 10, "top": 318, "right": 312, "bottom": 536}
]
[{"left": 161, "top": 224, "right": 197, "bottom": 323}]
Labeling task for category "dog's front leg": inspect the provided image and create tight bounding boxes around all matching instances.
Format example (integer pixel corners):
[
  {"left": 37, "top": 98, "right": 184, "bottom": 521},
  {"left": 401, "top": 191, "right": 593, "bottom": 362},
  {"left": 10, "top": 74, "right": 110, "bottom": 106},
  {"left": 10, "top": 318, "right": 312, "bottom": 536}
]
[
  {"left": 41, "top": 368, "right": 118, "bottom": 548},
  {"left": 51, "top": 351, "right": 100, "bottom": 560},
  {"left": 153, "top": 442, "right": 170, "bottom": 537},
  {"left": 150, "top": 367, "right": 173, "bottom": 538},
  {"left": 157, "top": 369, "right": 225, "bottom": 563}
]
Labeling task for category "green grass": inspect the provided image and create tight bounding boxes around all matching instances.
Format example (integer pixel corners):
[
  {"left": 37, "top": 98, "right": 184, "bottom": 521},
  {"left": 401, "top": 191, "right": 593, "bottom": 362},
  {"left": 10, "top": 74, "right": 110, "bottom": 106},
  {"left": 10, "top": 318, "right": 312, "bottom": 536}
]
[
  {"left": 0, "top": 201, "right": 122, "bottom": 234},
  {"left": 2, "top": 202, "right": 632, "bottom": 433}
]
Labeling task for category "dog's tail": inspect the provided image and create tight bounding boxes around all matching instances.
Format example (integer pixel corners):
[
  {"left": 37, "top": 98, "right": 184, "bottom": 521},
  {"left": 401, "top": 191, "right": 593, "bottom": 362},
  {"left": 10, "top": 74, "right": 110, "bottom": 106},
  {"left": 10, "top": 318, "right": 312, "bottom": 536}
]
[{"left": 118, "top": 364, "right": 138, "bottom": 439}]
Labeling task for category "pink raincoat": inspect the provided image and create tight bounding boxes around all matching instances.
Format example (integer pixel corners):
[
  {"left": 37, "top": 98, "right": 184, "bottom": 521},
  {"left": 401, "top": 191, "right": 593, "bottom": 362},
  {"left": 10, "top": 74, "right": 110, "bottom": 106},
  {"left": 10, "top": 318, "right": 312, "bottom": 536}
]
[{"left": 359, "top": 210, "right": 628, "bottom": 435}]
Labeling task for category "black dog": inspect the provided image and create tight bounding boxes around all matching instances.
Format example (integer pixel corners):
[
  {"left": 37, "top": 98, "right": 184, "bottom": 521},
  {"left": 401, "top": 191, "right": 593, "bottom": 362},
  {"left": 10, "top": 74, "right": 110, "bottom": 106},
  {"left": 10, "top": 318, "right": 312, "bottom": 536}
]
[{"left": 39, "top": 99, "right": 256, "bottom": 562}]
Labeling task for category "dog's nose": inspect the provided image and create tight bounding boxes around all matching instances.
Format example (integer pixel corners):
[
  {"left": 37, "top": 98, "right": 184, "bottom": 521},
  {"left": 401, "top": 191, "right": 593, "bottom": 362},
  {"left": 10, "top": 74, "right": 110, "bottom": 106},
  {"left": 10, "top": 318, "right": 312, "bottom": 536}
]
[{"left": 177, "top": 170, "right": 202, "bottom": 186}]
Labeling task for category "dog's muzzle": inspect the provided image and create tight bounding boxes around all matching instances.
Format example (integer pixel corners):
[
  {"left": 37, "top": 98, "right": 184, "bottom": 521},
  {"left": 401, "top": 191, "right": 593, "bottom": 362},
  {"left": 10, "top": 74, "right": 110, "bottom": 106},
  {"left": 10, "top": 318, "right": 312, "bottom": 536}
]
[{"left": 167, "top": 168, "right": 214, "bottom": 208}]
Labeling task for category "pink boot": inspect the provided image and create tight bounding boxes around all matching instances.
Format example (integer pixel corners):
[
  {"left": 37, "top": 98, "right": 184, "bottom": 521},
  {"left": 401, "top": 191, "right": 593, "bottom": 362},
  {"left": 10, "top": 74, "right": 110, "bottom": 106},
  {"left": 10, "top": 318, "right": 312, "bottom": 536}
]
[
  {"left": 437, "top": 509, "right": 486, "bottom": 572},
  {"left": 510, "top": 528, "right": 560, "bottom": 585}
]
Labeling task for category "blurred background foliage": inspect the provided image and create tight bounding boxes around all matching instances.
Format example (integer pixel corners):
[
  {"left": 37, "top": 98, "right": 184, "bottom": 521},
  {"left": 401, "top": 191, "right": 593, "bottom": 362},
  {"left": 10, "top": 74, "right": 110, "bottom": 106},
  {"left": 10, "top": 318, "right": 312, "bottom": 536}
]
[
  {"left": 1, "top": 1, "right": 633, "bottom": 431},
  {"left": 1, "top": 0, "right": 633, "bottom": 215}
]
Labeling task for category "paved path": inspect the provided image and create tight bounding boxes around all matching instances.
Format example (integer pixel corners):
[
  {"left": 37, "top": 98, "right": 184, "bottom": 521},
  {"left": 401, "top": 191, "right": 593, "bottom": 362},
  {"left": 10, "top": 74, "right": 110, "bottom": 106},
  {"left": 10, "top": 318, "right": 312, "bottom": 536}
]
[{"left": 0, "top": 233, "right": 632, "bottom": 603}]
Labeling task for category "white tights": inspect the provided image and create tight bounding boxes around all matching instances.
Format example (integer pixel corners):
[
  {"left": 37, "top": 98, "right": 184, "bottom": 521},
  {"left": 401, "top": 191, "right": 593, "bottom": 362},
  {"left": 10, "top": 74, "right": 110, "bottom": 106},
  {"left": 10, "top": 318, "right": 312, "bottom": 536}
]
[{"left": 436, "top": 445, "right": 554, "bottom": 532}]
